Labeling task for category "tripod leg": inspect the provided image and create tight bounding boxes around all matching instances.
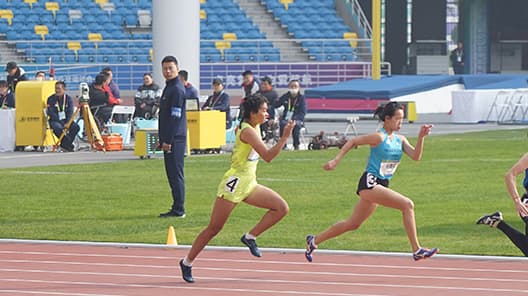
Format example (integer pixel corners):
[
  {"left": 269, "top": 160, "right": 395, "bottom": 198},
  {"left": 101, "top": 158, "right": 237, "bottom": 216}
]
[
  {"left": 82, "top": 105, "right": 105, "bottom": 151},
  {"left": 53, "top": 107, "right": 80, "bottom": 152}
]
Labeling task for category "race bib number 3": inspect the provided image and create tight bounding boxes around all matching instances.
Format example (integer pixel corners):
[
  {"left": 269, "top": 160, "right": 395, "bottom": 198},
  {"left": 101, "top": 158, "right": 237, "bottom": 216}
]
[
  {"left": 225, "top": 176, "right": 240, "bottom": 193},
  {"left": 379, "top": 160, "right": 400, "bottom": 177}
]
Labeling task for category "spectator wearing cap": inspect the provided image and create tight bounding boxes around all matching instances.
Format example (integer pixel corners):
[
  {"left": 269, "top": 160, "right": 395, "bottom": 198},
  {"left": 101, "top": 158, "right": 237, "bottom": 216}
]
[
  {"left": 5, "top": 62, "right": 28, "bottom": 94},
  {"left": 0, "top": 80, "right": 15, "bottom": 109},
  {"left": 202, "top": 78, "right": 232, "bottom": 129},
  {"left": 178, "top": 70, "right": 199, "bottom": 99}
]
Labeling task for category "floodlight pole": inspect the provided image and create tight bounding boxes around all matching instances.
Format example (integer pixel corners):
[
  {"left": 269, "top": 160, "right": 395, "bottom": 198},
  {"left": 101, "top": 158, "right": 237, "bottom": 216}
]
[{"left": 372, "top": 0, "right": 381, "bottom": 80}]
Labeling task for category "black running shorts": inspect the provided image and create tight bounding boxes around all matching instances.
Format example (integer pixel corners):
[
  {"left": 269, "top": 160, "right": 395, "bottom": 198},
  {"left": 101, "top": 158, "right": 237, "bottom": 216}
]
[{"left": 356, "top": 171, "right": 390, "bottom": 195}]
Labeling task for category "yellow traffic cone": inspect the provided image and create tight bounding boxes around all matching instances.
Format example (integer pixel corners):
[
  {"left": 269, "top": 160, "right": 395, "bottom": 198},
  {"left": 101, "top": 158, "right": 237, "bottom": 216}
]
[{"left": 167, "top": 225, "right": 178, "bottom": 246}]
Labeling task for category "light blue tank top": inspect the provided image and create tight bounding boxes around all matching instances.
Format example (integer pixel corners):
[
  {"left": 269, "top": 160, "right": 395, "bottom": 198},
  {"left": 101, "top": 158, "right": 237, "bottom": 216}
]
[{"left": 365, "top": 128, "right": 403, "bottom": 180}]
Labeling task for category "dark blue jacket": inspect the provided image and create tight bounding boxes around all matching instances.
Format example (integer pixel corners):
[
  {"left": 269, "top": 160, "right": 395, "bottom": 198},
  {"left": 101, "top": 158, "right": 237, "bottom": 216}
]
[
  {"left": 184, "top": 83, "right": 199, "bottom": 99},
  {"left": 0, "top": 92, "right": 15, "bottom": 108},
  {"left": 259, "top": 89, "right": 279, "bottom": 119},
  {"left": 278, "top": 92, "right": 307, "bottom": 122},
  {"left": 47, "top": 94, "right": 75, "bottom": 124},
  {"left": 202, "top": 91, "right": 232, "bottom": 129},
  {"left": 159, "top": 77, "right": 187, "bottom": 144}
]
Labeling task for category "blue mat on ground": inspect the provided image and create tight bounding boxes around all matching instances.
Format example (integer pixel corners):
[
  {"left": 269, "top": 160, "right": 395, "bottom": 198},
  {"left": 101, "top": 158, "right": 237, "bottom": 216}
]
[{"left": 305, "top": 74, "right": 528, "bottom": 100}]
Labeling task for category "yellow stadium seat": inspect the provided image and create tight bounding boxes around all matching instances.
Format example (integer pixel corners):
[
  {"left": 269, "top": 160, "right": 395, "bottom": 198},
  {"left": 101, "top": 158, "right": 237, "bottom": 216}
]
[
  {"left": 223, "top": 32, "right": 237, "bottom": 41},
  {"left": 24, "top": 0, "right": 38, "bottom": 9},
  {"left": 343, "top": 32, "right": 358, "bottom": 48},
  {"left": 200, "top": 9, "right": 206, "bottom": 20},
  {"left": 0, "top": 10, "right": 13, "bottom": 26},
  {"left": 215, "top": 41, "right": 231, "bottom": 59},
  {"left": 200, "top": 0, "right": 205, "bottom": 3},
  {"left": 279, "top": 0, "right": 293, "bottom": 10},
  {"left": 95, "top": 0, "right": 108, "bottom": 8},
  {"left": 45, "top": 2, "right": 60, "bottom": 20},
  {"left": 67, "top": 41, "right": 81, "bottom": 60},
  {"left": 149, "top": 48, "right": 153, "bottom": 62},
  {"left": 34, "top": 25, "right": 49, "bottom": 40},
  {"left": 88, "top": 33, "right": 103, "bottom": 48}
]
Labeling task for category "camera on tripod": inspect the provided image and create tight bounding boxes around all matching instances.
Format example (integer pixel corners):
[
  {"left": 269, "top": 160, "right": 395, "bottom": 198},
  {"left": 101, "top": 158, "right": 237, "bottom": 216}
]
[{"left": 78, "top": 82, "right": 90, "bottom": 104}]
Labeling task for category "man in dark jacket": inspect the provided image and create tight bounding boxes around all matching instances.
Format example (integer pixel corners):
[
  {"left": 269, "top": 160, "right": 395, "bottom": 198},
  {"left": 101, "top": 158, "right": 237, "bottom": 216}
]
[
  {"left": 0, "top": 80, "right": 15, "bottom": 109},
  {"left": 278, "top": 80, "right": 307, "bottom": 150},
  {"left": 450, "top": 42, "right": 464, "bottom": 74},
  {"left": 47, "top": 81, "right": 79, "bottom": 152},
  {"left": 258, "top": 76, "right": 279, "bottom": 141},
  {"left": 178, "top": 70, "right": 199, "bottom": 99},
  {"left": 202, "top": 78, "right": 232, "bottom": 129},
  {"left": 158, "top": 56, "right": 187, "bottom": 218},
  {"left": 5, "top": 61, "right": 28, "bottom": 94},
  {"left": 89, "top": 73, "right": 113, "bottom": 125}
]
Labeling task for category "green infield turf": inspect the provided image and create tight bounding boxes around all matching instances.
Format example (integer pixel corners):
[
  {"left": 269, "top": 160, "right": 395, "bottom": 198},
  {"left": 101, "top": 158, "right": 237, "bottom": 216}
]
[{"left": 1, "top": 129, "right": 527, "bottom": 256}]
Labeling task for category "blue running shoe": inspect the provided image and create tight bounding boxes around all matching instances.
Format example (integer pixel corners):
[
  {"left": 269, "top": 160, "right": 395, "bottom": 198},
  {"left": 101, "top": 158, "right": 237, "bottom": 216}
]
[
  {"left": 305, "top": 234, "right": 317, "bottom": 262},
  {"left": 241, "top": 235, "right": 261, "bottom": 257},
  {"left": 179, "top": 259, "right": 194, "bottom": 283},
  {"left": 413, "top": 247, "right": 439, "bottom": 261}
]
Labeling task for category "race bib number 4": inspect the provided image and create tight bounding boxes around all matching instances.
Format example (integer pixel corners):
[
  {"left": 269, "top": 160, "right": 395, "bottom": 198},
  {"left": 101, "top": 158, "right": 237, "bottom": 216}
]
[
  {"left": 224, "top": 176, "right": 240, "bottom": 193},
  {"left": 379, "top": 160, "right": 400, "bottom": 177}
]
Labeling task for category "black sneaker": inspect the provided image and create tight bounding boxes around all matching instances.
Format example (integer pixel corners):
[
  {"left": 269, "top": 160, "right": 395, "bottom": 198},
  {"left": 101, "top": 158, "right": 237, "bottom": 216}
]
[
  {"left": 476, "top": 211, "right": 503, "bottom": 227},
  {"left": 240, "top": 235, "right": 261, "bottom": 257},
  {"left": 305, "top": 234, "right": 317, "bottom": 262},
  {"left": 179, "top": 259, "right": 194, "bottom": 283},
  {"left": 159, "top": 210, "right": 186, "bottom": 218}
]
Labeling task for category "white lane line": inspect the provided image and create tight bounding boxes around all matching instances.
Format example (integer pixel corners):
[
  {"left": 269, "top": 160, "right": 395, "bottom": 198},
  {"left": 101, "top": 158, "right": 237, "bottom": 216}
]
[
  {"left": 0, "top": 290, "right": 122, "bottom": 296},
  {"left": 2, "top": 238, "right": 527, "bottom": 263},
  {"left": 1, "top": 275, "right": 527, "bottom": 295},
  {"left": 0, "top": 251, "right": 527, "bottom": 274},
  {"left": 0, "top": 279, "right": 386, "bottom": 296},
  {"left": 0, "top": 267, "right": 527, "bottom": 285}
]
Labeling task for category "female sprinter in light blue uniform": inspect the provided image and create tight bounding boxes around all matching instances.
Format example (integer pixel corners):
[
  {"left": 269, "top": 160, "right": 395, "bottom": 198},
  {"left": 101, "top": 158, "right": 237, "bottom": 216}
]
[{"left": 305, "top": 101, "right": 438, "bottom": 261}]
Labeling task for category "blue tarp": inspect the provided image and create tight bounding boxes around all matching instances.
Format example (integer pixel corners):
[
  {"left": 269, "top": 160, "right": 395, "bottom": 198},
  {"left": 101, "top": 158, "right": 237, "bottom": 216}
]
[{"left": 305, "top": 74, "right": 528, "bottom": 100}]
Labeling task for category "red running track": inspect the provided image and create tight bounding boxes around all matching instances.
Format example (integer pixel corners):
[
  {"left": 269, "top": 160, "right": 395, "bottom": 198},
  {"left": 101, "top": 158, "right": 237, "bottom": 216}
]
[{"left": 0, "top": 241, "right": 527, "bottom": 296}]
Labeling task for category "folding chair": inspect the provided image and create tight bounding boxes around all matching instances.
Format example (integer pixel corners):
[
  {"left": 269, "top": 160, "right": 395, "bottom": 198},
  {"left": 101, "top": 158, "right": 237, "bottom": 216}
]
[
  {"left": 107, "top": 105, "right": 135, "bottom": 145},
  {"left": 509, "top": 89, "right": 528, "bottom": 122},
  {"left": 486, "top": 90, "right": 513, "bottom": 123}
]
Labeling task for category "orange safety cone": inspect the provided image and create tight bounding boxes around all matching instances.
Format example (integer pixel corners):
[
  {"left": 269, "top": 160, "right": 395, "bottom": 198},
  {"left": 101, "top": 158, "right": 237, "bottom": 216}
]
[{"left": 166, "top": 225, "right": 178, "bottom": 246}]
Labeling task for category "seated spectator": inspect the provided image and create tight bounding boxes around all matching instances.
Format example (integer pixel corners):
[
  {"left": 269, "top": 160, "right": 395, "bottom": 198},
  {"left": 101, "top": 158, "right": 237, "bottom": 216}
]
[
  {"left": 134, "top": 73, "right": 162, "bottom": 119},
  {"left": 0, "top": 80, "right": 15, "bottom": 109},
  {"left": 179, "top": 70, "right": 199, "bottom": 99},
  {"left": 35, "top": 71, "right": 46, "bottom": 81},
  {"left": 202, "top": 78, "right": 232, "bottom": 129},
  {"left": 47, "top": 81, "right": 79, "bottom": 152},
  {"left": 258, "top": 76, "right": 280, "bottom": 139},
  {"left": 5, "top": 61, "right": 28, "bottom": 94},
  {"left": 278, "top": 80, "right": 307, "bottom": 150},
  {"left": 89, "top": 73, "right": 113, "bottom": 125},
  {"left": 99, "top": 71, "right": 121, "bottom": 106},
  {"left": 101, "top": 67, "right": 120, "bottom": 100}
]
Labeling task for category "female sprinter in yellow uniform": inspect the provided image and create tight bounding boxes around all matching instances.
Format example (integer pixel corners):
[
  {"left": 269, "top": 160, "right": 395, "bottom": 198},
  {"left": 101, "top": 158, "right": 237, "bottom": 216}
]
[{"left": 179, "top": 94, "right": 295, "bottom": 283}]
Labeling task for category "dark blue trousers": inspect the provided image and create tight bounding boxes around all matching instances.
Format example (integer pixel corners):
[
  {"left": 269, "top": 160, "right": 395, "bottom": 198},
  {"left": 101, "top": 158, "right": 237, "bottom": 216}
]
[
  {"left": 163, "top": 137, "right": 186, "bottom": 215},
  {"left": 50, "top": 120, "right": 80, "bottom": 151}
]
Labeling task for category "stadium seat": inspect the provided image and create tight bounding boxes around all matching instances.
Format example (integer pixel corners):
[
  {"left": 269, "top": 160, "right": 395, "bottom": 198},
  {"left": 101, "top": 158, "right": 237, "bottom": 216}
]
[
  {"left": 34, "top": 25, "right": 49, "bottom": 40},
  {"left": 280, "top": 0, "right": 294, "bottom": 10},
  {"left": 200, "top": 9, "right": 206, "bottom": 20},
  {"left": 343, "top": 32, "right": 358, "bottom": 48},
  {"left": 67, "top": 41, "right": 82, "bottom": 60},
  {"left": 24, "top": 0, "right": 38, "bottom": 9},
  {"left": 137, "top": 9, "right": 151, "bottom": 27},
  {"left": 45, "top": 2, "right": 60, "bottom": 22},
  {"left": 95, "top": 0, "right": 109, "bottom": 8},
  {"left": 0, "top": 9, "right": 13, "bottom": 25},
  {"left": 88, "top": 32, "right": 103, "bottom": 48},
  {"left": 102, "top": 2, "right": 115, "bottom": 16}
]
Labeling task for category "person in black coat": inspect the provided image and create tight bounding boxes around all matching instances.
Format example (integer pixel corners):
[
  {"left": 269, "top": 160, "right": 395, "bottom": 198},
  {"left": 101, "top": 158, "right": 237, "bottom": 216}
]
[
  {"left": 202, "top": 78, "right": 232, "bottom": 129},
  {"left": 0, "top": 80, "right": 15, "bottom": 109},
  {"left": 5, "top": 61, "right": 28, "bottom": 94},
  {"left": 47, "top": 81, "right": 79, "bottom": 152},
  {"left": 450, "top": 42, "right": 465, "bottom": 75},
  {"left": 278, "top": 80, "right": 307, "bottom": 150},
  {"left": 158, "top": 56, "right": 187, "bottom": 218}
]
